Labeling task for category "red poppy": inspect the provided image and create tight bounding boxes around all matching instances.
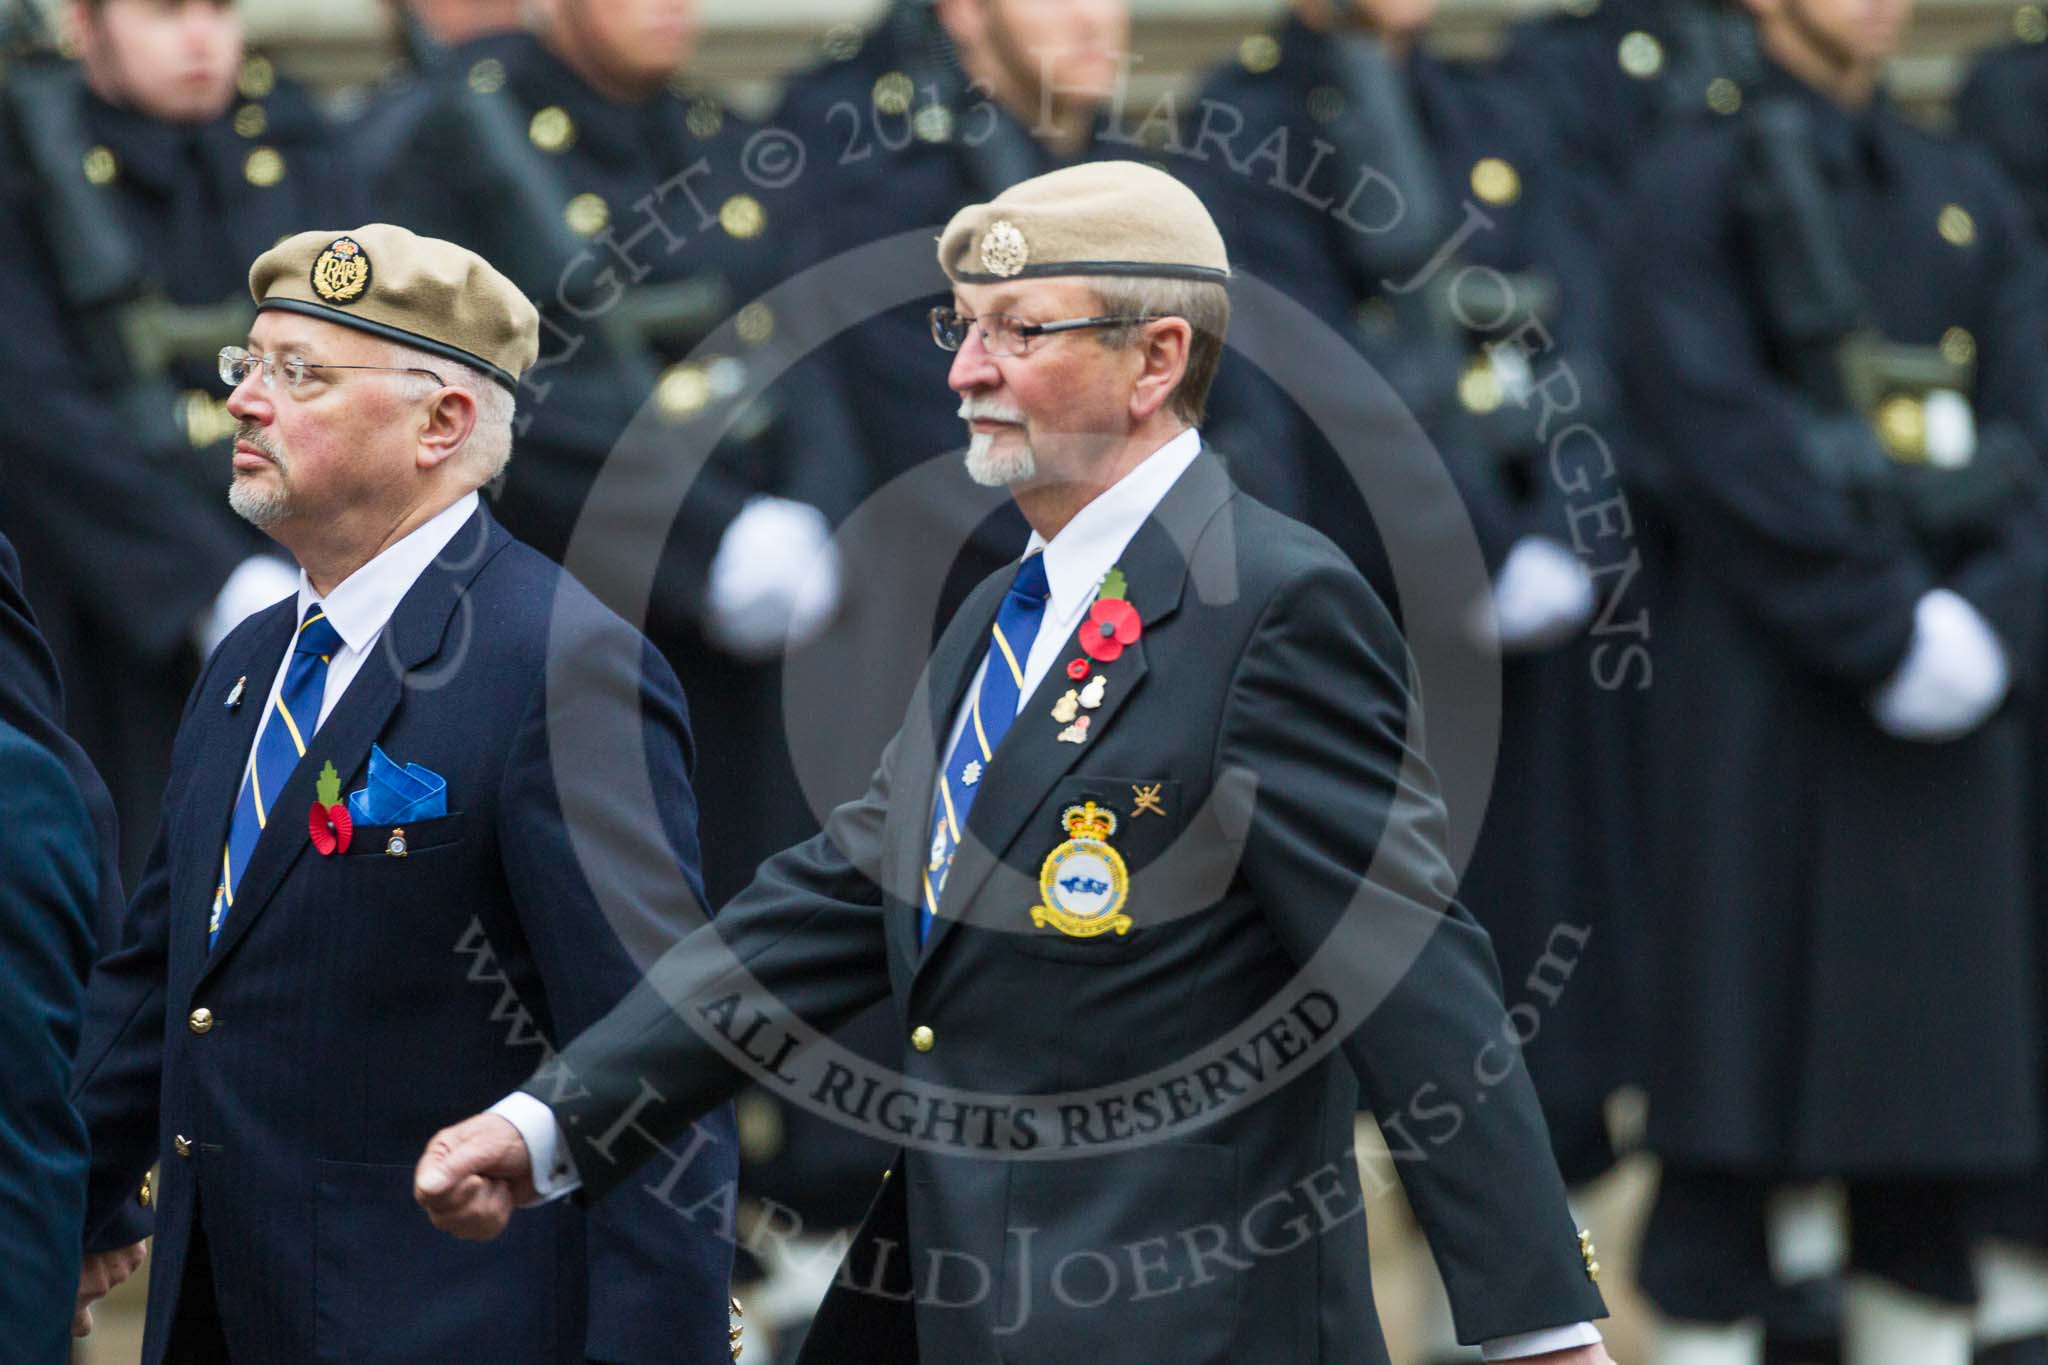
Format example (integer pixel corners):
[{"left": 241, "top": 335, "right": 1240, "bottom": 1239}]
[
  {"left": 308, "top": 801, "right": 354, "bottom": 856},
  {"left": 1066, "top": 657, "right": 1090, "bottom": 681},
  {"left": 1079, "top": 598, "right": 1142, "bottom": 662}
]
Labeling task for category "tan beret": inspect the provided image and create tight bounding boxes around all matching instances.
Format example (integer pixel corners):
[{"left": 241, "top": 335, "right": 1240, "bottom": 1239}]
[
  {"left": 248, "top": 224, "right": 539, "bottom": 391},
  {"left": 938, "top": 161, "right": 1229, "bottom": 286}
]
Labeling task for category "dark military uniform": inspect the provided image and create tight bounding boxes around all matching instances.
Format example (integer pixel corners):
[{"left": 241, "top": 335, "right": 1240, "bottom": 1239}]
[
  {"left": 1956, "top": 6, "right": 2048, "bottom": 243},
  {"left": 1616, "top": 59, "right": 2048, "bottom": 1313},
  {"left": 358, "top": 29, "right": 856, "bottom": 908},
  {"left": 1187, "top": 15, "right": 1636, "bottom": 1184},
  {"left": 0, "top": 53, "right": 358, "bottom": 885}
]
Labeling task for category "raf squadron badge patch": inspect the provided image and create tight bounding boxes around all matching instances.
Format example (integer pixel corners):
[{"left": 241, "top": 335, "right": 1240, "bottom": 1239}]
[
  {"left": 311, "top": 236, "right": 372, "bottom": 305},
  {"left": 1030, "top": 801, "right": 1132, "bottom": 938}
]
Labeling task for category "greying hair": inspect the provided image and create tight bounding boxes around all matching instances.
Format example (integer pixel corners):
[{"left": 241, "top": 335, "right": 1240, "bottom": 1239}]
[
  {"left": 1087, "top": 274, "right": 1231, "bottom": 426},
  {"left": 390, "top": 342, "right": 517, "bottom": 485}
]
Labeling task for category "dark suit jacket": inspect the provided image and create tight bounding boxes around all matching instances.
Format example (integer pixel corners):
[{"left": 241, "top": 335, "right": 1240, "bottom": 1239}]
[
  {"left": 0, "top": 719, "right": 97, "bottom": 1364},
  {"left": 529, "top": 455, "right": 1607, "bottom": 1362},
  {"left": 73, "top": 506, "right": 738, "bottom": 1364}
]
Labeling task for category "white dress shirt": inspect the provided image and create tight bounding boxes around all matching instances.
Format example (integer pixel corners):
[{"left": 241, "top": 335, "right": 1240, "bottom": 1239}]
[
  {"left": 489, "top": 440, "right": 1596, "bottom": 1360},
  {"left": 239, "top": 492, "right": 480, "bottom": 774}
]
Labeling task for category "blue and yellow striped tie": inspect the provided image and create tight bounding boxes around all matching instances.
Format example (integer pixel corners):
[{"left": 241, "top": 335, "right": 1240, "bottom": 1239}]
[
  {"left": 210, "top": 602, "right": 341, "bottom": 949},
  {"left": 922, "top": 552, "right": 1051, "bottom": 944}
]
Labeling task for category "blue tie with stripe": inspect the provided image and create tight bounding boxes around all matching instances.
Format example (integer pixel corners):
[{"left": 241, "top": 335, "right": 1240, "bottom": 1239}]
[
  {"left": 923, "top": 552, "right": 1051, "bottom": 944},
  {"left": 211, "top": 602, "right": 342, "bottom": 949}
]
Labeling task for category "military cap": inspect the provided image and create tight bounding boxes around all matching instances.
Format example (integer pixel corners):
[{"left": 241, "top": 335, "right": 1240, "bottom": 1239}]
[
  {"left": 248, "top": 224, "right": 539, "bottom": 391},
  {"left": 937, "top": 161, "right": 1230, "bottom": 286}
]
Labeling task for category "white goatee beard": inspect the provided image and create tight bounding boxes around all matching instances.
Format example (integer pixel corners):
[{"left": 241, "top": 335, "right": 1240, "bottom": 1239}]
[
  {"left": 963, "top": 430, "right": 1036, "bottom": 487},
  {"left": 228, "top": 469, "right": 291, "bottom": 527}
]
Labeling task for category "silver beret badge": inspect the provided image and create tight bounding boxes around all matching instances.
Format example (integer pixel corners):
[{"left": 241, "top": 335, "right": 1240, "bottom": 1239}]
[{"left": 979, "top": 219, "right": 1029, "bottom": 277}]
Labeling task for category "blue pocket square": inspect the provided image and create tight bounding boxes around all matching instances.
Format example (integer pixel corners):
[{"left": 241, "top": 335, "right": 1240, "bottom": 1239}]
[{"left": 347, "top": 744, "right": 448, "bottom": 824}]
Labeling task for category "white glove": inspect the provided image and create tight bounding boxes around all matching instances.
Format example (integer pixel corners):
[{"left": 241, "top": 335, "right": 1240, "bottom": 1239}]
[
  {"left": 1869, "top": 587, "right": 2009, "bottom": 741},
  {"left": 705, "top": 496, "right": 842, "bottom": 661},
  {"left": 197, "top": 555, "right": 300, "bottom": 657},
  {"left": 1482, "top": 536, "right": 1596, "bottom": 653}
]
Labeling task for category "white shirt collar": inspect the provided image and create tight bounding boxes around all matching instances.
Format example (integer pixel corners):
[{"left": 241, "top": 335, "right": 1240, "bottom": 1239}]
[
  {"left": 1025, "top": 427, "right": 1205, "bottom": 622},
  {"left": 293, "top": 491, "right": 481, "bottom": 652}
]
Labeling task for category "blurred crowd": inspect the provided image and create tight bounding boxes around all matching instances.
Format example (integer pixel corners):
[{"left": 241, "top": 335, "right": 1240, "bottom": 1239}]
[{"left": 9, "top": 0, "right": 2048, "bottom": 1360}]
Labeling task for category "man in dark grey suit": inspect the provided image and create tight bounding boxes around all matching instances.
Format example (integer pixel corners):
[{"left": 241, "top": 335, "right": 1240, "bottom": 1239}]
[{"left": 418, "top": 161, "right": 1615, "bottom": 1364}]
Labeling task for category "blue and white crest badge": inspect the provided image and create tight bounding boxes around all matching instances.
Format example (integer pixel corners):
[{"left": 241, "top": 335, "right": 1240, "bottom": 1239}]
[{"left": 1031, "top": 801, "right": 1132, "bottom": 938}]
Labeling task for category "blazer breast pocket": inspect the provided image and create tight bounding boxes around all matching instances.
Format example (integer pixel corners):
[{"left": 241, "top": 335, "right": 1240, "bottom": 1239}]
[
  {"left": 1007, "top": 775, "right": 1189, "bottom": 964},
  {"left": 340, "top": 811, "right": 467, "bottom": 859}
]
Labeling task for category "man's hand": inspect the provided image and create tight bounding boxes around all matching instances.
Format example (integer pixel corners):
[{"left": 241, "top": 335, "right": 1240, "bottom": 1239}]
[
  {"left": 414, "top": 1112, "right": 537, "bottom": 1241},
  {"left": 74, "top": 1240, "right": 147, "bottom": 1337}
]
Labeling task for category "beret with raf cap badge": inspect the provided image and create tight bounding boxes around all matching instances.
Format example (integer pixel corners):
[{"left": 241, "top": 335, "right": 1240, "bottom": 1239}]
[
  {"left": 246, "top": 223, "right": 540, "bottom": 392},
  {"left": 937, "top": 161, "right": 1231, "bottom": 286}
]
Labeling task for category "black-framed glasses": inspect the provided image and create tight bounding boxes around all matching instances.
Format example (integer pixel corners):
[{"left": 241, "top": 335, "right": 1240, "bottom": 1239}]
[
  {"left": 219, "top": 345, "right": 445, "bottom": 395},
  {"left": 928, "top": 307, "right": 1168, "bottom": 358}
]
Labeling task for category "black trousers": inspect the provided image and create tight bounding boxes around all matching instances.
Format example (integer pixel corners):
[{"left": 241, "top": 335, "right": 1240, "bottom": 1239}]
[
  {"left": 1640, "top": 1165, "right": 1991, "bottom": 1319},
  {"left": 163, "top": 1215, "right": 233, "bottom": 1365}
]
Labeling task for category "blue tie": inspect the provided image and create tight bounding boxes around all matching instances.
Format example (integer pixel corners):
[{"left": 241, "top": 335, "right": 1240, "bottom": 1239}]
[
  {"left": 211, "top": 602, "right": 342, "bottom": 949},
  {"left": 923, "top": 553, "right": 1051, "bottom": 943}
]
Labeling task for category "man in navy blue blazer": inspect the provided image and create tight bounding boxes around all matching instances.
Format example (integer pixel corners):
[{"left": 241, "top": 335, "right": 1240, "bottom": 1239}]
[
  {"left": 0, "top": 717, "right": 99, "bottom": 1362},
  {"left": 70, "top": 223, "right": 738, "bottom": 1363}
]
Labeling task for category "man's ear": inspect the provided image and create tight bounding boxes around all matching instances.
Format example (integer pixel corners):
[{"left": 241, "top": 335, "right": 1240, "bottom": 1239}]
[
  {"left": 416, "top": 387, "right": 479, "bottom": 472},
  {"left": 1128, "top": 318, "right": 1192, "bottom": 423}
]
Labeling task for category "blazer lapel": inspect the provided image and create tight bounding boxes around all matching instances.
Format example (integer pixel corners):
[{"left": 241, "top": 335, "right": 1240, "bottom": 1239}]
[
  {"left": 197, "top": 508, "right": 510, "bottom": 981},
  {"left": 169, "top": 605, "right": 295, "bottom": 971},
  {"left": 919, "top": 453, "right": 1234, "bottom": 966}
]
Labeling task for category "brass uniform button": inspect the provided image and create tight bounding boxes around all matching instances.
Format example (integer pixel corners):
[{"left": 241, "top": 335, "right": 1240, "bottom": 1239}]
[
  {"left": 1940, "top": 326, "right": 1977, "bottom": 368},
  {"left": 1306, "top": 85, "right": 1346, "bottom": 125},
  {"left": 1238, "top": 34, "right": 1281, "bottom": 74},
  {"left": 914, "top": 104, "right": 954, "bottom": 144},
  {"left": 530, "top": 105, "right": 576, "bottom": 154},
  {"left": 719, "top": 194, "right": 765, "bottom": 239},
  {"left": 564, "top": 192, "right": 610, "bottom": 237},
  {"left": 1875, "top": 393, "right": 1928, "bottom": 462},
  {"left": 233, "top": 103, "right": 268, "bottom": 138},
  {"left": 656, "top": 363, "right": 710, "bottom": 421},
  {"left": 1938, "top": 204, "right": 1977, "bottom": 248},
  {"left": 237, "top": 54, "right": 275, "bottom": 100},
  {"left": 137, "top": 1172, "right": 154, "bottom": 1208},
  {"left": 174, "top": 1135, "right": 193, "bottom": 1158},
  {"left": 1470, "top": 157, "right": 1521, "bottom": 207},
  {"left": 1618, "top": 30, "right": 1665, "bottom": 80},
  {"left": 1561, "top": 0, "right": 1600, "bottom": 15},
  {"left": 822, "top": 24, "right": 862, "bottom": 62},
  {"left": 243, "top": 147, "right": 285, "bottom": 188},
  {"left": 736, "top": 302, "right": 775, "bottom": 345},
  {"left": 82, "top": 145, "right": 117, "bottom": 186},
  {"left": 1706, "top": 77, "right": 1743, "bottom": 115},
  {"left": 872, "top": 71, "right": 914, "bottom": 116},
  {"left": 685, "top": 97, "right": 724, "bottom": 140},
  {"left": 2018, "top": 4, "right": 2048, "bottom": 41},
  {"left": 1458, "top": 355, "right": 1506, "bottom": 414},
  {"left": 467, "top": 58, "right": 507, "bottom": 94},
  {"left": 188, "top": 1006, "right": 215, "bottom": 1035},
  {"left": 910, "top": 1025, "right": 935, "bottom": 1053}
]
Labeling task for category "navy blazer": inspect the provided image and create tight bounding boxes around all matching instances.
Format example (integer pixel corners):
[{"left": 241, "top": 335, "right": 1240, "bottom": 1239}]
[
  {"left": 0, "top": 719, "right": 97, "bottom": 1364},
  {"left": 73, "top": 506, "right": 738, "bottom": 1364}
]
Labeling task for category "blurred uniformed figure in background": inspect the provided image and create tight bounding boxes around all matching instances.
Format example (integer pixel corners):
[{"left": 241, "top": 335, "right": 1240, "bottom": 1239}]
[
  {"left": 357, "top": 0, "right": 853, "bottom": 910},
  {"left": 1954, "top": 4, "right": 2048, "bottom": 244},
  {"left": 1187, "top": 2, "right": 1635, "bottom": 1360},
  {"left": 0, "top": 0, "right": 356, "bottom": 888},
  {"left": 1614, "top": 0, "right": 2048, "bottom": 1358}
]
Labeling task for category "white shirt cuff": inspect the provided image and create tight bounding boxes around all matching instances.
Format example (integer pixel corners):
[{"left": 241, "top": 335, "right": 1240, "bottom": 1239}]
[
  {"left": 487, "top": 1091, "right": 581, "bottom": 1205},
  {"left": 1482, "top": 1322, "right": 1603, "bottom": 1359}
]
